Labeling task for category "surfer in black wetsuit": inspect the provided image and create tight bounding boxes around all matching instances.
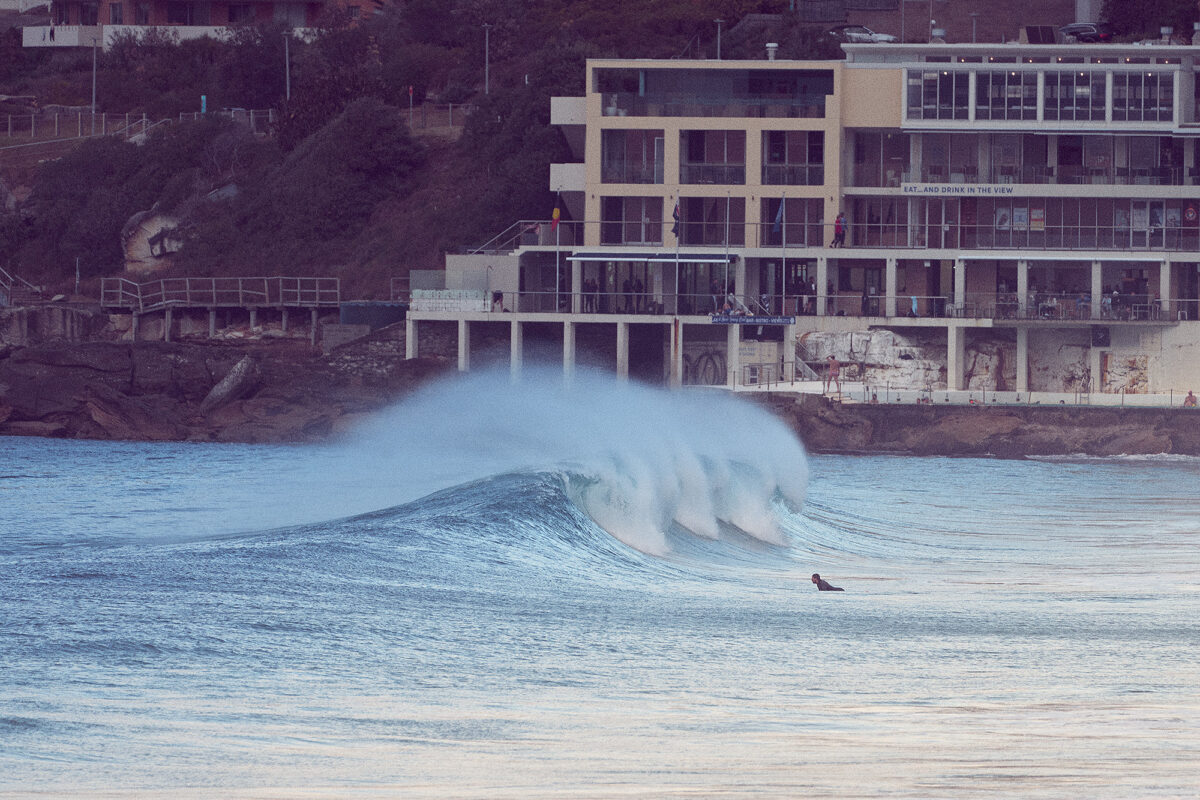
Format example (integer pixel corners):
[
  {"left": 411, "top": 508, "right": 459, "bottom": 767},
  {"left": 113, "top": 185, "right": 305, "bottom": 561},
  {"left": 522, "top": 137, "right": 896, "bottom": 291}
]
[{"left": 811, "top": 573, "right": 844, "bottom": 591}]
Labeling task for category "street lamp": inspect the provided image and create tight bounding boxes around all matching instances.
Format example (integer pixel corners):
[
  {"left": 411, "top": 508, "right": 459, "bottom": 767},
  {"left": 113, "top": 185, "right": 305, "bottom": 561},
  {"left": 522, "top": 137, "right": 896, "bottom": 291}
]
[
  {"left": 715, "top": 19, "right": 724, "bottom": 60},
  {"left": 482, "top": 23, "right": 492, "bottom": 95}
]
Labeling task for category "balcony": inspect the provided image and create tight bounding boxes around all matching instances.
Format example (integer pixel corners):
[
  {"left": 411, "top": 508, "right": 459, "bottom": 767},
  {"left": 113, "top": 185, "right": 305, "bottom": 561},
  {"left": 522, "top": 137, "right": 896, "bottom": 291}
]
[
  {"left": 550, "top": 96, "right": 586, "bottom": 126},
  {"left": 680, "top": 164, "right": 745, "bottom": 185},
  {"left": 23, "top": 25, "right": 102, "bottom": 47},
  {"left": 549, "top": 163, "right": 585, "bottom": 193}
]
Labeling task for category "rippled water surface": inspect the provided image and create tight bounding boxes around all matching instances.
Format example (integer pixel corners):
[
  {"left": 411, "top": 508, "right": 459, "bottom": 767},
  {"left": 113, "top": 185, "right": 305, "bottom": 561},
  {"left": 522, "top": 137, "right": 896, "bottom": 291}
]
[{"left": 2, "top": 370, "right": 1198, "bottom": 798}]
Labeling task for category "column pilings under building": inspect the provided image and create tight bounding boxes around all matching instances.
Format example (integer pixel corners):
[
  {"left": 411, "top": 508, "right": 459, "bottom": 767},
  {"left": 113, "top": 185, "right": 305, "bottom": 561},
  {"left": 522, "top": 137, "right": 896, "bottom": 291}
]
[
  {"left": 946, "top": 324, "right": 965, "bottom": 391},
  {"left": 885, "top": 257, "right": 898, "bottom": 317},
  {"left": 784, "top": 321, "right": 797, "bottom": 382},
  {"left": 1016, "top": 260, "right": 1029, "bottom": 317},
  {"left": 510, "top": 319, "right": 523, "bottom": 381},
  {"left": 616, "top": 321, "right": 629, "bottom": 382},
  {"left": 405, "top": 318, "right": 418, "bottom": 359},
  {"left": 669, "top": 318, "right": 684, "bottom": 388},
  {"left": 208, "top": 308, "right": 216, "bottom": 338},
  {"left": 164, "top": 307, "right": 172, "bottom": 342},
  {"left": 563, "top": 320, "right": 575, "bottom": 384},
  {"left": 1016, "top": 327, "right": 1029, "bottom": 394},
  {"left": 571, "top": 260, "right": 582, "bottom": 314},
  {"left": 1160, "top": 258, "right": 1172, "bottom": 318},
  {"left": 816, "top": 257, "right": 828, "bottom": 317},
  {"left": 457, "top": 319, "right": 471, "bottom": 372},
  {"left": 1091, "top": 260, "right": 1103, "bottom": 320},
  {"left": 953, "top": 258, "right": 966, "bottom": 313},
  {"left": 726, "top": 322, "right": 741, "bottom": 388}
]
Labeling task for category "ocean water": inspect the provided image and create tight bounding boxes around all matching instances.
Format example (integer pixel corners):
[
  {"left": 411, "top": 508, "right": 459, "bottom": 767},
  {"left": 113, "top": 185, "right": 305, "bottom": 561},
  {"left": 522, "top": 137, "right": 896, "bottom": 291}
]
[{"left": 2, "top": 368, "right": 1199, "bottom": 799}]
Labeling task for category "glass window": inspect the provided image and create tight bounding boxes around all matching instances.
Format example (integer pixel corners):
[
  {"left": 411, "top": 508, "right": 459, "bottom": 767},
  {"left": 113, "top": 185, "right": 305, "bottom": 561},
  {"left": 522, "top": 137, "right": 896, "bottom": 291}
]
[
  {"left": 110, "top": 3, "right": 123, "bottom": 24},
  {"left": 600, "top": 197, "right": 663, "bottom": 245},
  {"left": 679, "top": 131, "right": 745, "bottom": 184},
  {"left": 601, "top": 129, "right": 664, "bottom": 184},
  {"left": 762, "top": 131, "right": 823, "bottom": 185}
]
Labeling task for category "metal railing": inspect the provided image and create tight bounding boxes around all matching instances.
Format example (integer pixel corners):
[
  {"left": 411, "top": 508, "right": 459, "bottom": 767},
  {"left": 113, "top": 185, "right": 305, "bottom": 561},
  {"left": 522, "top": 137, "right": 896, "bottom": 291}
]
[
  {"left": 100, "top": 276, "right": 340, "bottom": 312},
  {"left": 471, "top": 218, "right": 1200, "bottom": 253},
  {"left": 2, "top": 108, "right": 275, "bottom": 148}
]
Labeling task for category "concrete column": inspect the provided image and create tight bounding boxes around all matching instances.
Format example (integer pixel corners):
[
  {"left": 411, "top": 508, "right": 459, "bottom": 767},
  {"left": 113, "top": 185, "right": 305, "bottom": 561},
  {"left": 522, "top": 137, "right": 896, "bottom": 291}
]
[
  {"left": 954, "top": 258, "right": 966, "bottom": 314},
  {"left": 249, "top": 307, "right": 258, "bottom": 328},
  {"left": 784, "top": 321, "right": 797, "bottom": 382},
  {"left": 406, "top": 317, "right": 418, "bottom": 359},
  {"left": 310, "top": 308, "right": 318, "bottom": 347},
  {"left": 164, "top": 307, "right": 172, "bottom": 342},
  {"left": 1016, "top": 260, "right": 1029, "bottom": 317},
  {"left": 1160, "top": 258, "right": 1172, "bottom": 318},
  {"left": 816, "top": 256, "right": 829, "bottom": 317},
  {"left": 885, "top": 257, "right": 898, "bottom": 317},
  {"left": 1091, "top": 260, "right": 1103, "bottom": 319},
  {"left": 281, "top": 307, "right": 289, "bottom": 333},
  {"left": 726, "top": 321, "right": 741, "bottom": 388},
  {"left": 946, "top": 324, "right": 965, "bottom": 391},
  {"left": 1016, "top": 327, "right": 1029, "bottom": 393},
  {"left": 131, "top": 313, "right": 140, "bottom": 340},
  {"left": 616, "top": 321, "right": 629, "bottom": 382},
  {"left": 208, "top": 308, "right": 216, "bottom": 338},
  {"left": 669, "top": 318, "right": 684, "bottom": 388},
  {"left": 510, "top": 319, "right": 523, "bottom": 380},
  {"left": 457, "top": 319, "right": 471, "bottom": 372},
  {"left": 734, "top": 257, "right": 747, "bottom": 305},
  {"left": 571, "top": 259, "right": 582, "bottom": 314},
  {"left": 563, "top": 320, "right": 576, "bottom": 384},
  {"left": 1088, "top": 345, "right": 1102, "bottom": 395}
]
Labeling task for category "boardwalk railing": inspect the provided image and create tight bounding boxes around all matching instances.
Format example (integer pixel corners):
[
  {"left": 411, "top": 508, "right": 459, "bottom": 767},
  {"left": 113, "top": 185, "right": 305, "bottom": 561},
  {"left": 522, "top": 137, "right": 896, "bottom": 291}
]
[
  {"left": 101, "top": 276, "right": 340, "bottom": 312},
  {"left": 2, "top": 108, "right": 276, "bottom": 148}
]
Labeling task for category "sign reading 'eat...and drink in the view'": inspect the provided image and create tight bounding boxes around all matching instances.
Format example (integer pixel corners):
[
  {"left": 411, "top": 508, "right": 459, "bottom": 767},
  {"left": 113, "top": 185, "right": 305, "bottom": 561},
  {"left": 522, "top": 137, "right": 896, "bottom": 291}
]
[{"left": 901, "top": 184, "right": 1017, "bottom": 196}]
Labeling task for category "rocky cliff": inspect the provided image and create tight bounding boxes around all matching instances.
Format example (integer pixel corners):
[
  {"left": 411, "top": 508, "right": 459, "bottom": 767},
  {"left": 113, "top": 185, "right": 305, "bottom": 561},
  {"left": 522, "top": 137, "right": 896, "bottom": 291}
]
[
  {"left": 764, "top": 393, "right": 1200, "bottom": 458},
  {"left": 3, "top": 331, "right": 1199, "bottom": 456}
]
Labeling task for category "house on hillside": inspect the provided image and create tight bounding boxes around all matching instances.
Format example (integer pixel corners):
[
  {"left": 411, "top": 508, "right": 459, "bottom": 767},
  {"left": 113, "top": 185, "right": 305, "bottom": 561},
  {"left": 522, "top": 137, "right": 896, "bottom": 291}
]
[
  {"left": 406, "top": 41, "right": 1200, "bottom": 401},
  {"left": 22, "top": 0, "right": 374, "bottom": 48}
]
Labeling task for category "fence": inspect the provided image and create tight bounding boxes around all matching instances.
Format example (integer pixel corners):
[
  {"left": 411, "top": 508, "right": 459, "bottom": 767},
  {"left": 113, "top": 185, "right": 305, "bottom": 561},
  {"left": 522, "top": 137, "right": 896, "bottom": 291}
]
[
  {"left": 2, "top": 107, "right": 275, "bottom": 147},
  {"left": 101, "top": 276, "right": 340, "bottom": 312}
]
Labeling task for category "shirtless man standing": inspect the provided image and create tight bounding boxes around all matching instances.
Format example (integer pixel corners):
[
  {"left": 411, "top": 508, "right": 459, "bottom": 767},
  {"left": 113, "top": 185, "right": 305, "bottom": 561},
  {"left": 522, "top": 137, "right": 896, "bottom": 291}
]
[{"left": 824, "top": 355, "right": 841, "bottom": 396}]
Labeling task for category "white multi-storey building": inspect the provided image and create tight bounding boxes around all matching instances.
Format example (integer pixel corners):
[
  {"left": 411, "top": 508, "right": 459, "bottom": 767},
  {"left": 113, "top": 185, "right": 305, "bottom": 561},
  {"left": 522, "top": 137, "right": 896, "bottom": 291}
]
[{"left": 407, "top": 42, "right": 1200, "bottom": 399}]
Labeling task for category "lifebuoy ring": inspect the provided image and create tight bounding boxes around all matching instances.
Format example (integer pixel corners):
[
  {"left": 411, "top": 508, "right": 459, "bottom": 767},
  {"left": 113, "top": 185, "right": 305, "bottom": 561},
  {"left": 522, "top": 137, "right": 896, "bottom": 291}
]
[{"left": 1186, "top": 205, "right": 1197, "bottom": 223}]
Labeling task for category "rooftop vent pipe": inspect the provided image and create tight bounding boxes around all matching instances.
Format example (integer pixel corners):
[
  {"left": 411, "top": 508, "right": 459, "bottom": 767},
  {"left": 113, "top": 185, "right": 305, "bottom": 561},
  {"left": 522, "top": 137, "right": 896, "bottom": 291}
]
[
  {"left": 766, "top": 42, "right": 779, "bottom": 60},
  {"left": 1161, "top": 26, "right": 1173, "bottom": 44}
]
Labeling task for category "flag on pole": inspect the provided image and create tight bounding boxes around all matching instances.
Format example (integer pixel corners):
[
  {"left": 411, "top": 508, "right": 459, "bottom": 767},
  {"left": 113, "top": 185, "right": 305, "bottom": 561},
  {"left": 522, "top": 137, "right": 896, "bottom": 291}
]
[
  {"left": 550, "top": 203, "right": 561, "bottom": 232},
  {"left": 671, "top": 201, "right": 680, "bottom": 237},
  {"left": 772, "top": 199, "right": 785, "bottom": 234}
]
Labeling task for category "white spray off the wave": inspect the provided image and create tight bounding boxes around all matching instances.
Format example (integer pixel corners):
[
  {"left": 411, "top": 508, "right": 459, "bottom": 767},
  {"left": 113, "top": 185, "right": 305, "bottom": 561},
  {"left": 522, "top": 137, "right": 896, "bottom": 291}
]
[{"left": 345, "top": 367, "right": 808, "bottom": 554}]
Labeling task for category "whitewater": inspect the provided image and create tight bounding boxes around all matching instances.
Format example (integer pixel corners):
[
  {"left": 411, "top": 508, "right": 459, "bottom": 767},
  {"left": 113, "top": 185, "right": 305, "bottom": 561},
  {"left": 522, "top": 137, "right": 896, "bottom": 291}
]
[{"left": 1, "top": 367, "right": 1198, "bottom": 798}]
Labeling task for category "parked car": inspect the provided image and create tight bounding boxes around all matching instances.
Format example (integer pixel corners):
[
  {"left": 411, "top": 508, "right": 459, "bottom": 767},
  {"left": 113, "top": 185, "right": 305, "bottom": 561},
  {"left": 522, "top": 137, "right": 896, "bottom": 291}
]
[
  {"left": 1059, "top": 22, "right": 1113, "bottom": 43},
  {"left": 828, "top": 25, "right": 898, "bottom": 44}
]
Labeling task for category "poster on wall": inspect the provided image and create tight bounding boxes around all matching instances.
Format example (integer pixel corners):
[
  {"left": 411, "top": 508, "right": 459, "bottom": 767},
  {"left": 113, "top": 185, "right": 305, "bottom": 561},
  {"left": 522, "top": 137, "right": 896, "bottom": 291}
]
[
  {"left": 1115, "top": 207, "right": 1129, "bottom": 229},
  {"left": 1030, "top": 207, "right": 1045, "bottom": 231},
  {"left": 1166, "top": 207, "right": 1181, "bottom": 228},
  {"left": 995, "top": 207, "right": 1011, "bottom": 230},
  {"left": 1012, "top": 206, "right": 1029, "bottom": 231}
]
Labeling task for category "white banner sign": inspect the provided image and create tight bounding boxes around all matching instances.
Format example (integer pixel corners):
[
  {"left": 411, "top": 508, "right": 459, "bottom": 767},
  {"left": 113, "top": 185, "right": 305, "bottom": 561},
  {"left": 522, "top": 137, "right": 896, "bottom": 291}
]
[{"left": 902, "top": 183, "right": 1017, "bottom": 196}]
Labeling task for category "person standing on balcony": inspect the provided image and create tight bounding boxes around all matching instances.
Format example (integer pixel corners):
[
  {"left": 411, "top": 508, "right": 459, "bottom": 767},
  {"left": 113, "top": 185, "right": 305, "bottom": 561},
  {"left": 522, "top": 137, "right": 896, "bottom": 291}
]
[
  {"left": 824, "top": 355, "right": 841, "bottom": 396},
  {"left": 831, "top": 211, "right": 846, "bottom": 248}
]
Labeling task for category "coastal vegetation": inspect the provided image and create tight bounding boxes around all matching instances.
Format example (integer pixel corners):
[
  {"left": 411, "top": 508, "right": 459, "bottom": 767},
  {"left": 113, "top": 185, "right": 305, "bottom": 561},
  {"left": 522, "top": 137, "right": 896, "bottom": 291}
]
[{"left": 0, "top": 0, "right": 838, "bottom": 296}]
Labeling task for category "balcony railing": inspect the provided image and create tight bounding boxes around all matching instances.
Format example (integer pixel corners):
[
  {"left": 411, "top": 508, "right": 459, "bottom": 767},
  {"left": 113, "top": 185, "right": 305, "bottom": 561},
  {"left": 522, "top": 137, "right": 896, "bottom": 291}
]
[
  {"left": 601, "top": 163, "right": 662, "bottom": 184},
  {"left": 468, "top": 218, "right": 1200, "bottom": 253},
  {"left": 602, "top": 93, "right": 826, "bottom": 119},
  {"left": 679, "top": 164, "right": 746, "bottom": 185},
  {"left": 762, "top": 163, "right": 823, "bottom": 186},
  {"left": 101, "top": 277, "right": 340, "bottom": 312}
]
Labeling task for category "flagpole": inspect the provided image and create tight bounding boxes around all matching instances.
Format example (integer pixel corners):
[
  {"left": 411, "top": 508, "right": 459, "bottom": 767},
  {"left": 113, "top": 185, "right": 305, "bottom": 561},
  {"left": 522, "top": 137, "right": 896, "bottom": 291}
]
[
  {"left": 675, "top": 196, "right": 680, "bottom": 316},
  {"left": 781, "top": 192, "right": 786, "bottom": 313}
]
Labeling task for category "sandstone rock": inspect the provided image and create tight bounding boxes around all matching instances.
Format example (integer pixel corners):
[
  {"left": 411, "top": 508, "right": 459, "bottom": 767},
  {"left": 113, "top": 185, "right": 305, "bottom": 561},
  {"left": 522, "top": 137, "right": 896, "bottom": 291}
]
[{"left": 199, "top": 355, "right": 260, "bottom": 415}]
